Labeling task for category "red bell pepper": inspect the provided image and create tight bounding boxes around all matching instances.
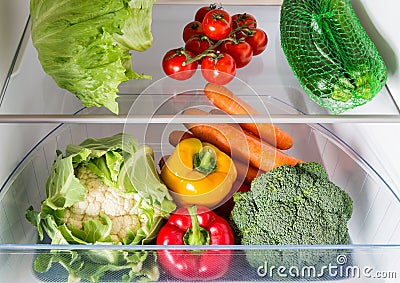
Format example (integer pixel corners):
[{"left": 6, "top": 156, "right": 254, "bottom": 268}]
[{"left": 156, "top": 205, "right": 235, "bottom": 280}]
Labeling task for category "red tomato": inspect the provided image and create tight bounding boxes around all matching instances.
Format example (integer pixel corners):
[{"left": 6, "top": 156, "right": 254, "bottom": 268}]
[
  {"left": 220, "top": 40, "right": 253, "bottom": 68},
  {"left": 201, "top": 52, "right": 236, "bottom": 85},
  {"left": 185, "top": 35, "right": 215, "bottom": 56},
  {"left": 237, "top": 28, "right": 268, "bottom": 56},
  {"left": 202, "top": 10, "right": 232, "bottom": 41},
  {"left": 162, "top": 48, "right": 198, "bottom": 81},
  {"left": 182, "top": 21, "right": 203, "bottom": 42},
  {"left": 231, "top": 13, "right": 257, "bottom": 30},
  {"left": 194, "top": 4, "right": 219, "bottom": 22}
]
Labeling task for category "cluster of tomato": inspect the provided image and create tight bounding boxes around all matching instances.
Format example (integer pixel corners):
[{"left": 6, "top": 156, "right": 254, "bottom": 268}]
[{"left": 162, "top": 4, "right": 268, "bottom": 85}]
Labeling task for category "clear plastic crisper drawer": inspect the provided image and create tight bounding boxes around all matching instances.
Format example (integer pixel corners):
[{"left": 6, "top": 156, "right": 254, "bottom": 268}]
[{"left": 0, "top": 91, "right": 400, "bottom": 282}]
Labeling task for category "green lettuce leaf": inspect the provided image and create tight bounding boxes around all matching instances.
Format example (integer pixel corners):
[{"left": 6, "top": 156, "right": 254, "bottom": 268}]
[
  {"left": 113, "top": 0, "right": 155, "bottom": 51},
  {"left": 30, "top": 0, "right": 155, "bottom": 114}
]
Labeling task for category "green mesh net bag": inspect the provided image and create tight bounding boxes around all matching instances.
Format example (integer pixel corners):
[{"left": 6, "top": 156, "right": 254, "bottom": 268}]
[{"left": 280, "top": 0, "right": 388, "bottom": 114}]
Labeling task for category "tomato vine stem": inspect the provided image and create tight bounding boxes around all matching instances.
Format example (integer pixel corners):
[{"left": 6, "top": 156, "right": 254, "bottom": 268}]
[{"left": 184, "top": 24, "right": 254, "bottom": 65}]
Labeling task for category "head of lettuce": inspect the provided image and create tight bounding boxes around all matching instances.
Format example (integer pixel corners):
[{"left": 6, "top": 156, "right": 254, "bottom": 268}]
[{"left": 30, "top": 0, "right": 155, "bottom": 114}]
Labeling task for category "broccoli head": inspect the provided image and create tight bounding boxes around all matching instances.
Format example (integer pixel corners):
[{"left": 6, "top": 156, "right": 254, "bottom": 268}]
[{"left": 230, "top": 162, "right": 353, "bottom": 275}]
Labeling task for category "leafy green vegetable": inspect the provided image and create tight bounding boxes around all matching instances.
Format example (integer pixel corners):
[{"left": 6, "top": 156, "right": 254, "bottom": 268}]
[
  {"left": 30, "top": 0, "right": 155, "bottom": 114},
  {"left": 33, "top": 249, "right": 160, "bottom": 283},
  {"left": 26, "top": 133, "right": 176, "bottom": 282},
  {"left": 230, "top": 162, "right": 353, "bottom": 277},
  {"left": 280, "top": 0, "right": 387, "bottom": 113}
]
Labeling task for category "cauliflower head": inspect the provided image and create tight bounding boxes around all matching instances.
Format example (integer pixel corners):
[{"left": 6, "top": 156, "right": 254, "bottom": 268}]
[
  {"left": 27, "top": 133, "right": 176, "bottom": 245},
  {"left": 63, "top": 166, "right": 145, "bottom": 243}
]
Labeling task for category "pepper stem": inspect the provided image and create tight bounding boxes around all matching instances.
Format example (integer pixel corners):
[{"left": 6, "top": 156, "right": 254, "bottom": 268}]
[
  {"left": 193, "top": 146, "right": 217, "bottom": 175},
  {"left": 183, "top": 205, "right": 210, "bottom": 246}
]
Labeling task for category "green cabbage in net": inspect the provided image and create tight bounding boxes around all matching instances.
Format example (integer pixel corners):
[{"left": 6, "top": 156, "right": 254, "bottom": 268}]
[{"left": 280, "top": 0, "right": 387, "bottom": 114}]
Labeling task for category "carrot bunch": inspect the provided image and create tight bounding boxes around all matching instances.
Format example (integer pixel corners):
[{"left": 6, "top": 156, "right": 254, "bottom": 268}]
[
  {"left": 168, "top": 83, "right": 302, "bottom": 186},
  {"left": 203, "top": 83, "right": 293, "bottom": 150}
]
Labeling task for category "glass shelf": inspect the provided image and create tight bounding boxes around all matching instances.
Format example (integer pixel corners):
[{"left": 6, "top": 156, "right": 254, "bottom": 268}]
[{"left": 0, "top": 4, "right": 398, "bottom": 121}]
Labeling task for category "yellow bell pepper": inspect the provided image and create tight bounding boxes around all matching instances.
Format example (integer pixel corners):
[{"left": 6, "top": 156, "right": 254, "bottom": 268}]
[{"left": 161, "top": 138, "right": 237, "bottom": 208}]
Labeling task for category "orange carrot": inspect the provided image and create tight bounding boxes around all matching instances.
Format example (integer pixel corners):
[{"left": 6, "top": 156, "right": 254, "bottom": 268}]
[
  {"left": 203, "top": 83, "right": 294, "bottom": 150},
  {"left": 234, "top": 159, "right": 264, "bottom": 185},
  {"left": 208, "top": 108, "right": 243, "bottom": 131},
  {"left": 183, "top": 108, "right": 302, "bottom": 172},
  {"left": 158, "top": 155, "right": 171, "bottom": 171},
  {"left": 168, "top": 130, "right": 195, "bottom": 147}
]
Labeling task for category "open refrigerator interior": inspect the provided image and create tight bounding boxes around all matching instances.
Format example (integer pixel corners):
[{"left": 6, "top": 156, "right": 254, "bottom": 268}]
[{"left": 1, "top": 1, "right": 400, "bottom": 282}]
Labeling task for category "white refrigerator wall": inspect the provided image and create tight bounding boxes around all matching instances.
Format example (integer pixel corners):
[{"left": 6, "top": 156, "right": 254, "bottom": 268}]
[
  {"left": 0, "top": 0, "right": 399, "bottom": 192},
  {"left": 330, "top": 0, "right": 400, "bottom": 193},
  {"left": 0, "top": 0, "right": 29, "bottom": 87}
]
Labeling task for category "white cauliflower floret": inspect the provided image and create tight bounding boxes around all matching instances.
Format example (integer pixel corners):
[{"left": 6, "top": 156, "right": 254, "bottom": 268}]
[{"left": 62, "top": 166, "right": 145, "bottom": 243}]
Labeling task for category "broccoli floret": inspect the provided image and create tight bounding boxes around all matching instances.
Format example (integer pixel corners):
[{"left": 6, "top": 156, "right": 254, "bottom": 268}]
[
  {"left": 230, "top": 162, "right": 353, "bottom": 276},
  {"left": 297, "top": 161, "right": 329, "bottom": 180},
  {"left": 230, "top": 192, "right": 258, "bottom": 242}
]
